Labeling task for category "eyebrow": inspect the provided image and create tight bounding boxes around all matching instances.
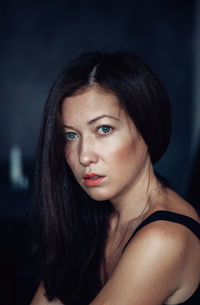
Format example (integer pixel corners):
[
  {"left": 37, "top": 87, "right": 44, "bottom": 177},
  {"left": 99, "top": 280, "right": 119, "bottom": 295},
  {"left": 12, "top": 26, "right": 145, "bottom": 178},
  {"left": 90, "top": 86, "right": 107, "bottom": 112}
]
[
  {"left": 63, "top": 114, "right": 120, "bottom": 129},
  {"left": 87, "top": 114, "right": 120, "bottom": 125}
]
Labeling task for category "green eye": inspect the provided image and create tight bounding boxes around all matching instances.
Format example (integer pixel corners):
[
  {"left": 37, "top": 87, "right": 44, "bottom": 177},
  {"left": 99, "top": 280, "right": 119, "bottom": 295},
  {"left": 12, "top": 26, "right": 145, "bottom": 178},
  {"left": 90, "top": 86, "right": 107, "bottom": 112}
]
[
  {"left": 65, "top": 132, "right": 77, "bottom": 140},
  {"left": 97, "top": 126, "right": 112, "bottom": 135}
]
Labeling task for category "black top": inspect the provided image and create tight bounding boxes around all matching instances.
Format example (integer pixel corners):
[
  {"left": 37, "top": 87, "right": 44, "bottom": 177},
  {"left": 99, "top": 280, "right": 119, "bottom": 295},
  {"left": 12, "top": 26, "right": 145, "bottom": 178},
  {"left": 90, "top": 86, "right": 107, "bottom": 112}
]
[{"left": 122, "top": 210, "right": 200, "bottom": 305}]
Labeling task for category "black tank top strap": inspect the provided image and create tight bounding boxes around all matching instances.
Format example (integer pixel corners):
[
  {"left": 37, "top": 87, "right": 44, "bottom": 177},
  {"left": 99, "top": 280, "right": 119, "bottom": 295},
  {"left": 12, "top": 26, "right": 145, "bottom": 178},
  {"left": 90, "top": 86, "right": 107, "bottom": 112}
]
[{"left": 122, "top": 210, "right": 200, "bottom": 253}]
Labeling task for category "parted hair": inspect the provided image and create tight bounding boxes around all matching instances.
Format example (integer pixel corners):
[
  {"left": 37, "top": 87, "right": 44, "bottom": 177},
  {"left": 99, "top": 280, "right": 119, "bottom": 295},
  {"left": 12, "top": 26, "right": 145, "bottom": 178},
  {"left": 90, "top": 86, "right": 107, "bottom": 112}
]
[{"left": 34, "top": 51, "right": 171, "bottom": 304}]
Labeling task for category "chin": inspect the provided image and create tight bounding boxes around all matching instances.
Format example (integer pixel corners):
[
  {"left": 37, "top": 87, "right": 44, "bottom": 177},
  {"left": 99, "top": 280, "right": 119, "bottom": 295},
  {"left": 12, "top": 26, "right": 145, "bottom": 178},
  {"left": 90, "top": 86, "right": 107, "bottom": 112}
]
[{"left": 85, "top": 189, "right": 112, "bottom": 202}]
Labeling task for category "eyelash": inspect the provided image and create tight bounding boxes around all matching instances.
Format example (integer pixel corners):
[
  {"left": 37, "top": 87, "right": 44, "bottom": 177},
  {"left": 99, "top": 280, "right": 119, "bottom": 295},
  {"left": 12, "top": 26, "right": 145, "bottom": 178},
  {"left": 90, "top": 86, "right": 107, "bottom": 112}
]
[
  {"left": 96, "top": 125, "right": 113, "bottom": 135},
  {"left": 64, "top": 125, "right": 113, "bottom": 141},
  {"left": 64, "top": 132, "right": 78, "bottom": 141}
]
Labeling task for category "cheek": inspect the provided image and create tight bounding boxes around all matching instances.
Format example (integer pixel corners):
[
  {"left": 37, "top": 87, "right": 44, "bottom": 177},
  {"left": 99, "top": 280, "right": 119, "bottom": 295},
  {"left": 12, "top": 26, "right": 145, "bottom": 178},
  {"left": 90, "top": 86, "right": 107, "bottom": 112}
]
[
  {"left": 110, "top": 139, "right": 137, "bottom": 163},
  {"left": 108, "top": 137, "right": 147, "bottom": 173}
]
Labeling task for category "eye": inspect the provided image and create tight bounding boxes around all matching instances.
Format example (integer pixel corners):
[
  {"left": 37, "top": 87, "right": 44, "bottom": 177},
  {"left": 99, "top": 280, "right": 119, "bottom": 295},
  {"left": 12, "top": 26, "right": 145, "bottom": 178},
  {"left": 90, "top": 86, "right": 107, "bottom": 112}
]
[
  {"left": 97, "top": 125, "right": 113, "bottom": 135},
  {"left": 65, "top": 132, "right": 78, "bottom": 140}
]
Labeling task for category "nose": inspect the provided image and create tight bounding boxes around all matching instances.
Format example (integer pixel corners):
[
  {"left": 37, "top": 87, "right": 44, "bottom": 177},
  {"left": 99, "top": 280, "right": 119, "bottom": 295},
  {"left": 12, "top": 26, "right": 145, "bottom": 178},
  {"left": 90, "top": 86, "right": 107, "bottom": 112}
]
[{"left": 79, "top": 136, "right": 98, "bottom": 167}]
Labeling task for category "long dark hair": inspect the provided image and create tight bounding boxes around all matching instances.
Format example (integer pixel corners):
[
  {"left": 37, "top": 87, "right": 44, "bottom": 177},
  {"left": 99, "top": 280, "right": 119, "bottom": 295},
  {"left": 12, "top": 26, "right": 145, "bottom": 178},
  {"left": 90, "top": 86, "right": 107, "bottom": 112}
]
[{"left": 34, "top": 51, "right": 171, "bottom": 304}]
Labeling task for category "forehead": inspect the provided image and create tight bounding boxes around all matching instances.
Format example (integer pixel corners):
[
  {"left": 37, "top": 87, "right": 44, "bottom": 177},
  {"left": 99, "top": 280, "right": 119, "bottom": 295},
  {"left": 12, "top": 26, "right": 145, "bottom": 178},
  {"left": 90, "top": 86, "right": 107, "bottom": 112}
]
[{"left": 61, "top": 86, "right": 122, "bottom": 121}]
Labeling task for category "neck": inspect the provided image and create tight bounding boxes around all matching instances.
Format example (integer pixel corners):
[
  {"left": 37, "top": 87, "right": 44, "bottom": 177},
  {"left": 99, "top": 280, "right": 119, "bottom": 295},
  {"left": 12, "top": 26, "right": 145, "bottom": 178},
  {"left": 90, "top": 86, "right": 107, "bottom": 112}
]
[{"left": 109, "top": 162, "right": 160, "bottom": 229}]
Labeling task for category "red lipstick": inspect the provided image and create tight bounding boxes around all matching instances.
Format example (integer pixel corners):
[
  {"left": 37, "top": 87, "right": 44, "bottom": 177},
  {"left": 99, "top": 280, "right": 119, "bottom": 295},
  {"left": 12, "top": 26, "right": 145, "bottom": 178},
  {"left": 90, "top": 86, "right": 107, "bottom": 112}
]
[{"left": 83, "top": 173, "right": 105, "bottom": 187}]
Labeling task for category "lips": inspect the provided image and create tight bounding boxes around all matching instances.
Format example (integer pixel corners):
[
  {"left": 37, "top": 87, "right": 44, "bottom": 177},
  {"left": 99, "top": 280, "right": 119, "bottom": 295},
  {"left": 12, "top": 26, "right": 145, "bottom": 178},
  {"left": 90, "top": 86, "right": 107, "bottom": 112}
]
[{"left": 83, "top": 173, "right": 105, "bottom": 187}]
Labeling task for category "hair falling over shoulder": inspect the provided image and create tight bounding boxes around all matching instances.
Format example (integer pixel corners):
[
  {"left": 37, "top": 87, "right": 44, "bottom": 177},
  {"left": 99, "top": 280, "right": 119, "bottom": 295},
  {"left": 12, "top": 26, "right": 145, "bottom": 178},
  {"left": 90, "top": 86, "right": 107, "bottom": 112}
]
[{"left": 34, "top": 50, "right": 171, "bottom": 304}]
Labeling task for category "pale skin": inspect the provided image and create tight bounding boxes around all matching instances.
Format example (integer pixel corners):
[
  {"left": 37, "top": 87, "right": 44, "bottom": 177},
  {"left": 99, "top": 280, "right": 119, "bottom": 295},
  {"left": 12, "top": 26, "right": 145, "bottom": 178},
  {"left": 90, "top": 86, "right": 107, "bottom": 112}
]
[{"left": 31, "top": 85, "right": 200, "bottom": 305}]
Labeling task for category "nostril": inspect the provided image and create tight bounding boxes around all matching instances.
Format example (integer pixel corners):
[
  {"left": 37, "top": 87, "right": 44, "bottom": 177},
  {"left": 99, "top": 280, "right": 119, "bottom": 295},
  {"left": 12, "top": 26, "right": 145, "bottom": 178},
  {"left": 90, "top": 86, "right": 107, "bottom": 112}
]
[
  {"left": 79, "top": 149, "right": 98, "bottom": 166},
  {"left": 79, "top": 137, "right": 98, "bottom": 166}
]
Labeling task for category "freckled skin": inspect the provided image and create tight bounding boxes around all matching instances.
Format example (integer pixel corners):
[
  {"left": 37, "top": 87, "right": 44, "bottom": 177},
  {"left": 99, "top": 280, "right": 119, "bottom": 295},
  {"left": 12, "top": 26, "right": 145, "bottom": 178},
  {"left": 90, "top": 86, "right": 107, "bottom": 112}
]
[{"left": 61, "top": 86, "right": 150, "bottom": 204}]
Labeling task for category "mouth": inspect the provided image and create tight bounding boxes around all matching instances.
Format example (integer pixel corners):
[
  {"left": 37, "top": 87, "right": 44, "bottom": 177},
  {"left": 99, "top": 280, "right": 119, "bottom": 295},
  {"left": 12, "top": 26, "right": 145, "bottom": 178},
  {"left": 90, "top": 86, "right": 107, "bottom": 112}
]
[{"left": 83, "top": 173, "right": 105, "bottom": 187}]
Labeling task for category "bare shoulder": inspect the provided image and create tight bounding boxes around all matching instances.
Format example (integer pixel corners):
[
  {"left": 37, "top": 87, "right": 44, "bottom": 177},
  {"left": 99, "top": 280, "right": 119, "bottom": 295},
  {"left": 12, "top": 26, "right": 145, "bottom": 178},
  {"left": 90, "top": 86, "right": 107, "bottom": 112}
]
[
  {"left": 30, "top": 282, "right": 63, "bottom": 305},
  {"left": 142, "top": 187, "right": 200, "bottom": 249},
  {"left": 123, "top": 218, "right": 190, "bottom": 265},
  {"left": 90, "top": 189, "right": 200, "bottom": 305},
  {"left": 90, "top": 218, "right": 198, "bottom": 305},
  {"left": 124, "top": 195, "right": 200, "bottom": 267}
]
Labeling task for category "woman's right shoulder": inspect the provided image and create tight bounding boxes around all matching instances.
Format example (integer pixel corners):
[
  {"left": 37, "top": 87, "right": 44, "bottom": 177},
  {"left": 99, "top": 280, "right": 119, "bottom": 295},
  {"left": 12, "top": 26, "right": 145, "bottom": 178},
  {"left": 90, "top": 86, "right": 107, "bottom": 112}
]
[{"left": 30, "top": 282, "right": 64, "bottom": 305}]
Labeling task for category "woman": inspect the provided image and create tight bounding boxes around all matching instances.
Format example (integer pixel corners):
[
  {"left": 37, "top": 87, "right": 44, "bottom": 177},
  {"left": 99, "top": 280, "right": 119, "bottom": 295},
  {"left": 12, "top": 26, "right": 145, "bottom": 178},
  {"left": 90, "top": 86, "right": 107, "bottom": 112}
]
[{"left": 31, "top": 51, "right": 200, "bottom": 305}]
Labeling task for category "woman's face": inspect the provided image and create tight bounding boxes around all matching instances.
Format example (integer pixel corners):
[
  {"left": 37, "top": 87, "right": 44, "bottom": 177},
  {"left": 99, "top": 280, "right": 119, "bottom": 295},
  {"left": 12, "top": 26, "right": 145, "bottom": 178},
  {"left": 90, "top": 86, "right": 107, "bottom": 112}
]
[{"left": 61, "top": 86, "right": 149, "bottom": 203}]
